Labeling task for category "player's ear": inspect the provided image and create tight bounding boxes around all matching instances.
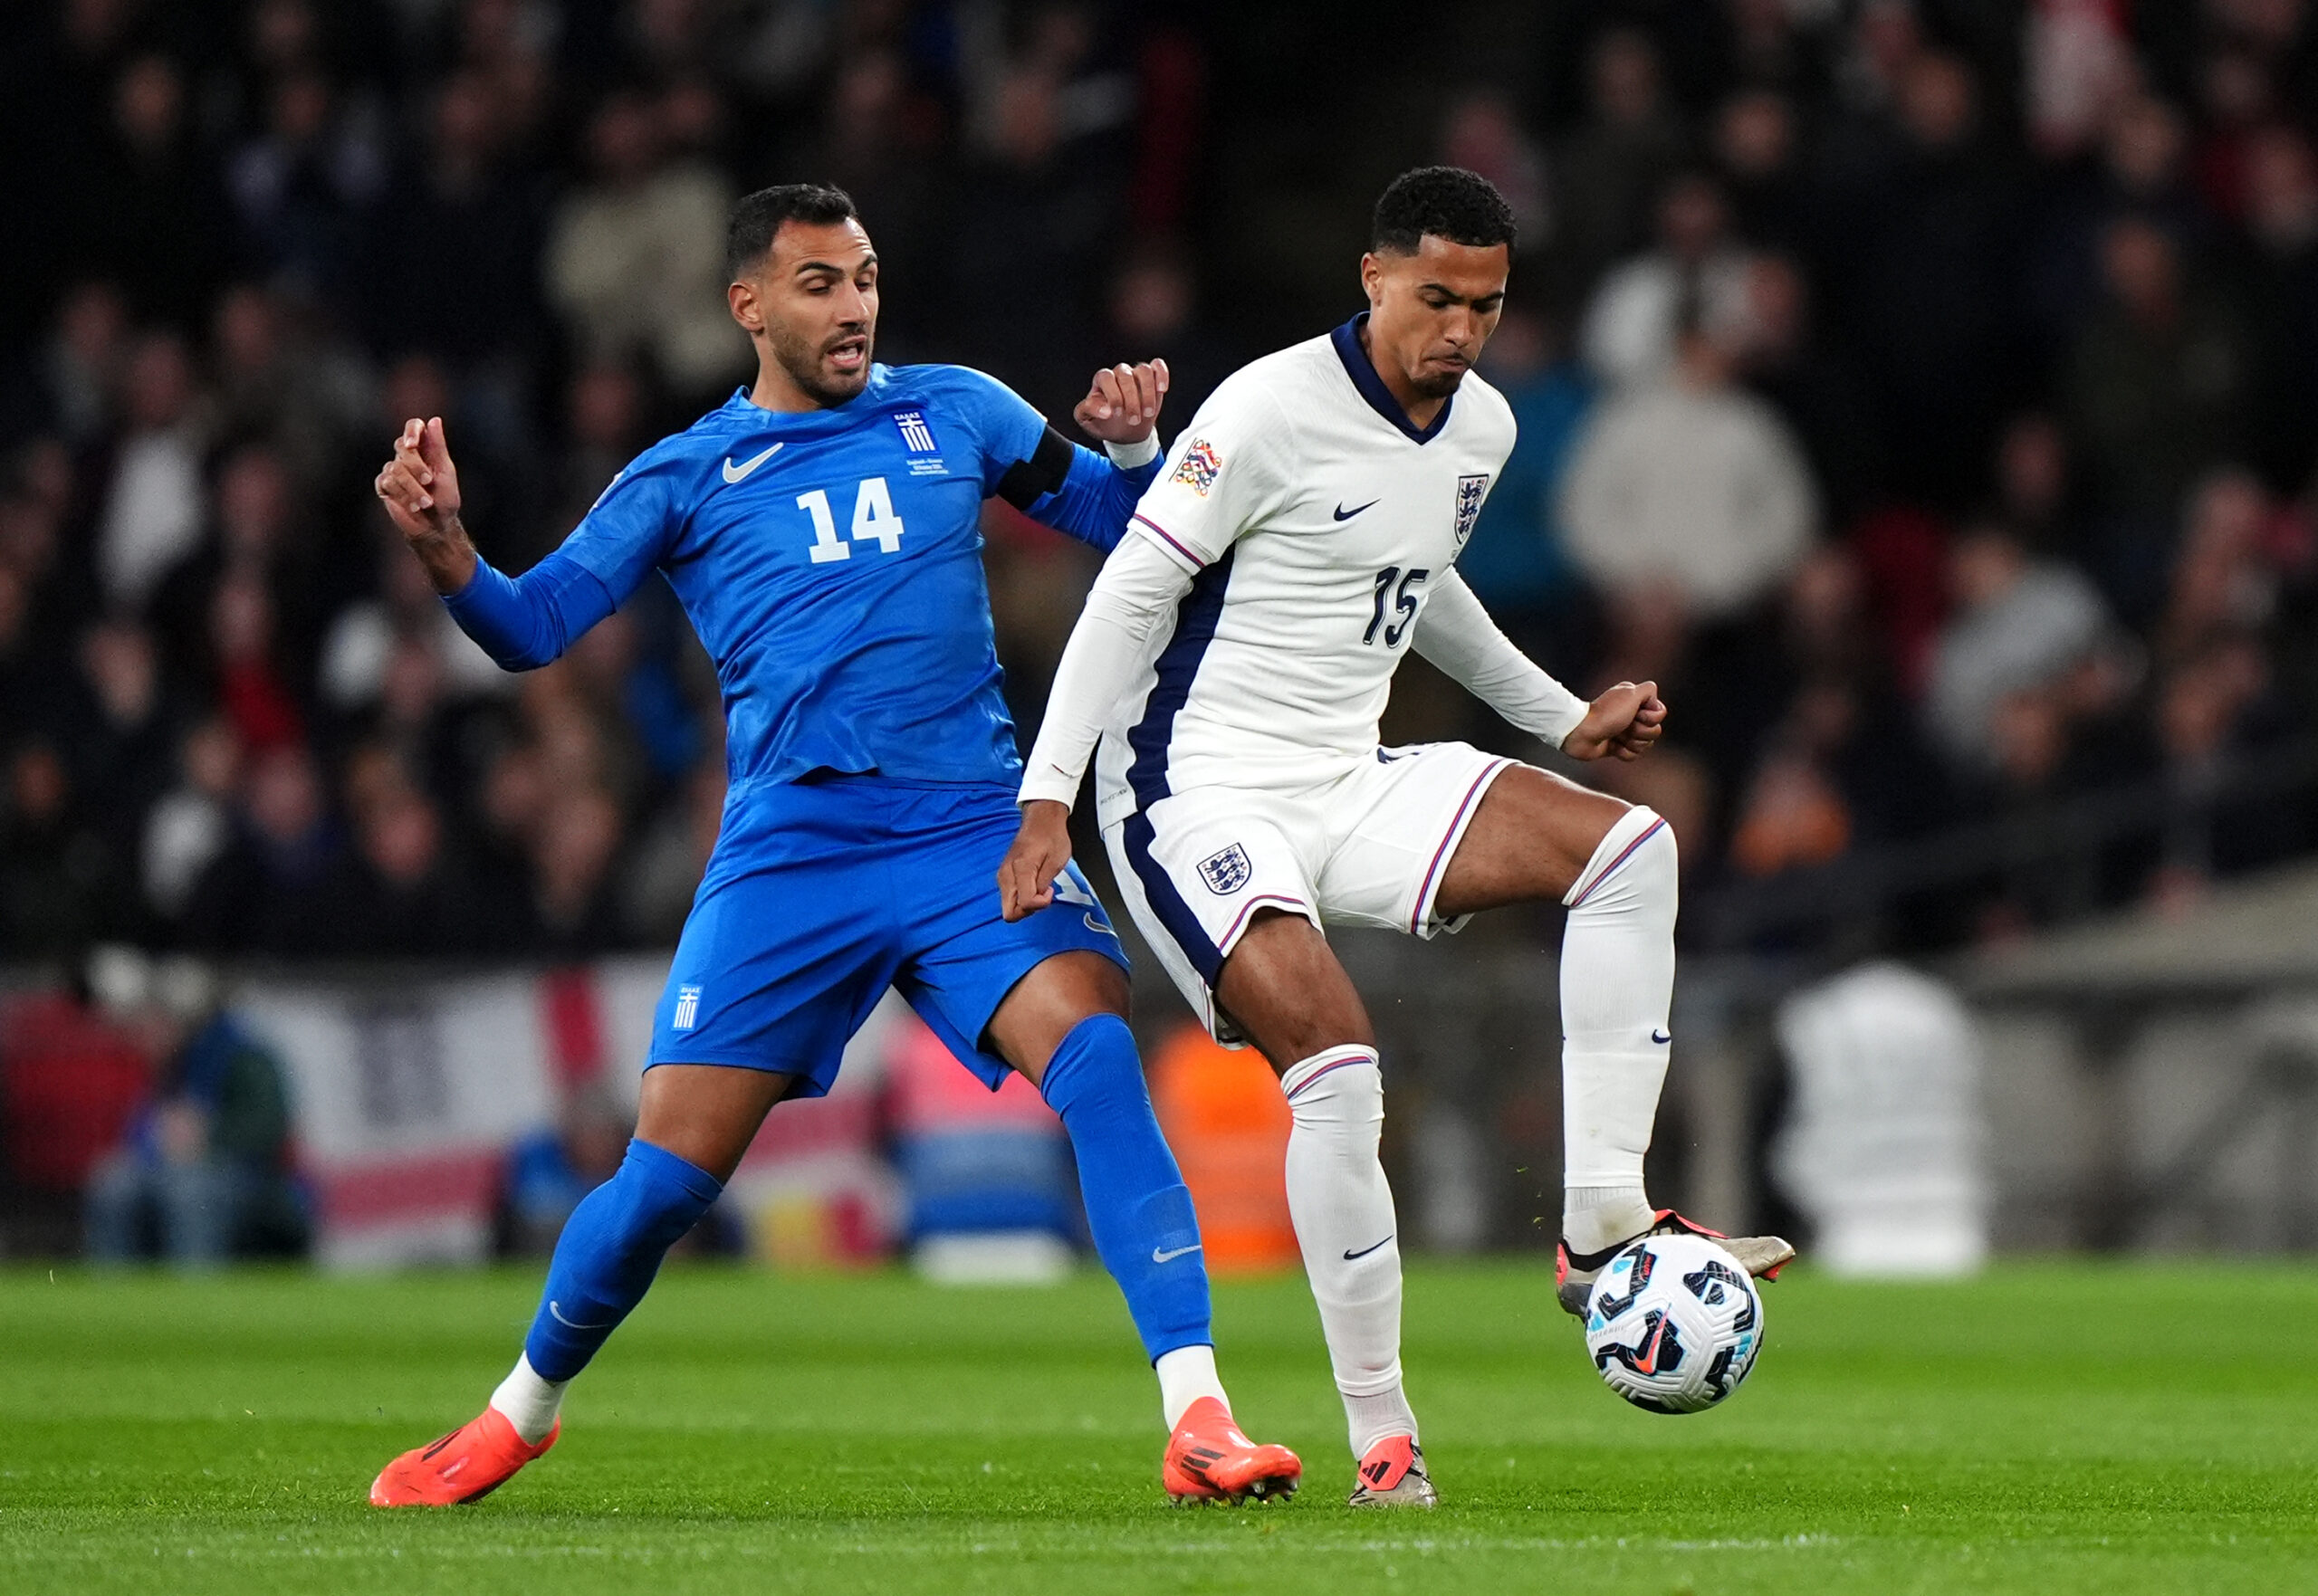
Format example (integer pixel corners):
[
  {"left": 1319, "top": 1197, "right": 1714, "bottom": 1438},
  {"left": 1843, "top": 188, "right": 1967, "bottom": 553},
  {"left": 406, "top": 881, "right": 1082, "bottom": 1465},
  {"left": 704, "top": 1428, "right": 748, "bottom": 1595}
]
[
  {"left": 728, "top": 277, "right": 761, "bottom": 333},
  {"left": 1359, "top": 252, "right": 1384, "bottom": 309}
]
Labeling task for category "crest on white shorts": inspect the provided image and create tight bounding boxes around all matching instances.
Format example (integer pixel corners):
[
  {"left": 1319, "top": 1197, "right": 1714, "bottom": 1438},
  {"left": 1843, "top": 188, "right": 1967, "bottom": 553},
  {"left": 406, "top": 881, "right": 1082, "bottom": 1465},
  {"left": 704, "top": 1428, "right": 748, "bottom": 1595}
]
[
  {"left": 1197, "top": 843, "right": 1251, "bottom": 895},
  {"left": 1453, "top": 473, "right": 1489, "bottom": 545}
]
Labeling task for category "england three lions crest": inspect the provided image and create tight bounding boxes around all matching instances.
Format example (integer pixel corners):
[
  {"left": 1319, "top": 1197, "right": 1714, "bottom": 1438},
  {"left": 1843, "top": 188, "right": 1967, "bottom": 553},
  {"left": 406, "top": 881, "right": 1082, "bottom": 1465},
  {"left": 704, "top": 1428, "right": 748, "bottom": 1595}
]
[
  {"left": 1197, "top": 843, "right": 1251, "bottom": 894},
  {"left": 1453, "top": 473, "right": 1489, "bottom": 546}
]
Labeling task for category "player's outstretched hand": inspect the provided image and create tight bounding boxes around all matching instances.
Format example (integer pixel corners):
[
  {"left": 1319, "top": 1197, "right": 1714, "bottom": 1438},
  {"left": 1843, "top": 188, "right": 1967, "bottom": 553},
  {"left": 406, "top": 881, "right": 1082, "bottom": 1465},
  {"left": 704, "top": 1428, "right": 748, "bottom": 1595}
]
[
  {"left": 374, "top": 416, "right": 477, "bottom": 593},
  {"left": 998, "top": 799, "right": 1076, "bottom": 922},
  {"left": 1562, "top": 681, "right": 1667, "bottom": 762},
  {"left": 375, "top": 416, "right": 463, "bottom": 540},
  {"left": 1074, "top": 358, "right": 1169, "bottom": 448}
]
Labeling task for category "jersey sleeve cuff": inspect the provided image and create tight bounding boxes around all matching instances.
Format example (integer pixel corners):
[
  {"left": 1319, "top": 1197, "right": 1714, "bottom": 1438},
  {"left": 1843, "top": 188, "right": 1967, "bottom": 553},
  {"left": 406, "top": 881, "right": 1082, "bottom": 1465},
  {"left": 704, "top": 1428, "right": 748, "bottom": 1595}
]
[
  {"left": 1017, "top": 766, "right": 1082, "bottom": 808},
  {"left": 1543, "top": 696, "right": 1589, "bottom": 750},
  {"left": 1103, "top": 433, "right": 1161, "bottom": 470}
]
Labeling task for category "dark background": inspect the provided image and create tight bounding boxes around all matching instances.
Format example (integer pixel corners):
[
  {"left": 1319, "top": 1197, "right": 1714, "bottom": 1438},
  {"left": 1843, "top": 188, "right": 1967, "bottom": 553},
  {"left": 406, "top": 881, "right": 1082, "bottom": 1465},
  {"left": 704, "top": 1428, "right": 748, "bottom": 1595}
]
[{"left": 0, "top": 0, "right": 2314, "bottom": 970}]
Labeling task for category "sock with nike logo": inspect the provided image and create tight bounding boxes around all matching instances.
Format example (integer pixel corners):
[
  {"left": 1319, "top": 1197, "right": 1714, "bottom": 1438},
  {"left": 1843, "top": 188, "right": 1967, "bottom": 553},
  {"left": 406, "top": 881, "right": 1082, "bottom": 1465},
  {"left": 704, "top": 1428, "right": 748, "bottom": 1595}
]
[
  {"left": 1559, "top": 806, "right": 1678, "bottom": 1256},
  {"left": 1039, "top": 1014, "right": 1218, "bottom": 1403},
  {"left": 521, "top": 1138, "right": 723, "bottom": 1383},
  {"left": 1280, "top": 1045, "right": 1415, "bottom": 1457}
]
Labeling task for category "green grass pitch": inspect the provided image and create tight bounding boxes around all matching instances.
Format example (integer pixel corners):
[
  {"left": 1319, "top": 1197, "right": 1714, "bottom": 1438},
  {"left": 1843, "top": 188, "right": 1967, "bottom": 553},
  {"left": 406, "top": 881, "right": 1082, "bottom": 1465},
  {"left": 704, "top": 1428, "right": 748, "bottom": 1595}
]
[{"left": 3, "top": 1259, "right": 2313, "bottom": 1594}]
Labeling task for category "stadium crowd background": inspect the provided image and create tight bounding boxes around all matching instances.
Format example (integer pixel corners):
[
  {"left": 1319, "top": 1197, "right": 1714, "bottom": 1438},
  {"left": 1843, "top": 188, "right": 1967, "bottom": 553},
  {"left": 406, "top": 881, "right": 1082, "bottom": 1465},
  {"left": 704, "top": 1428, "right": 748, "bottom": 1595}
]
[{"left": 1, "top": 0, "right": 2316, "bottom": 970}]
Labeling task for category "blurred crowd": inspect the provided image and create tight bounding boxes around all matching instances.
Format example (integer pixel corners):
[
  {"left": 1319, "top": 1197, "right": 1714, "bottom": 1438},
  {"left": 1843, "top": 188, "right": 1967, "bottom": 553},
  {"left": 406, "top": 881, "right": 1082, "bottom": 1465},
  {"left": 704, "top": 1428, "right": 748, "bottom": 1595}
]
[{"left": 0, "top": 0, "right": 2315, "bottom": 968}]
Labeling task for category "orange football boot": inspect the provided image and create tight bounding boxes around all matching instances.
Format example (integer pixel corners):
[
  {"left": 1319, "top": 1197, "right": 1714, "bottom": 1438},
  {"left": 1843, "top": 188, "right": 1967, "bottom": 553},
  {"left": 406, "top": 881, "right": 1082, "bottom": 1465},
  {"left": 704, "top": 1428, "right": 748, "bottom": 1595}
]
[
  {"left": 369, "top": 1407, "right": 559, "bottom": 1506},
  {"left": 1161, "top": 1396, "right": 1301, "bottom": 1505}
]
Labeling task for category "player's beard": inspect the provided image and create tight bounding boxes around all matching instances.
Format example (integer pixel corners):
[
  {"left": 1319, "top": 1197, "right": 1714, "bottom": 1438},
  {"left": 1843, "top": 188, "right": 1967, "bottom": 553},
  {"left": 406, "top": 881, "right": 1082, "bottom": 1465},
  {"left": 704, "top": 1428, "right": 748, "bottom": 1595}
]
[
  {"left": 771, "top": 321, "right": 875, "bottom": 407},
  {"left": 1408, "top": 357, "right": 1471, "bottom": 400}
]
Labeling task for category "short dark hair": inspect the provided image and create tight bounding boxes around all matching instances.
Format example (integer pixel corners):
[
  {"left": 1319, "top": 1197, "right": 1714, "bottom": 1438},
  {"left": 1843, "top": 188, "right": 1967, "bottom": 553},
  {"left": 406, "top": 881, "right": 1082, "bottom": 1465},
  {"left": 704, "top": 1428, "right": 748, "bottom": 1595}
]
[
  {"left": 725, "top": 183, "right": 859, "bottom": 280},
  {"left": 1371, "top": 167, "right": 1518, "bottom": 256}
]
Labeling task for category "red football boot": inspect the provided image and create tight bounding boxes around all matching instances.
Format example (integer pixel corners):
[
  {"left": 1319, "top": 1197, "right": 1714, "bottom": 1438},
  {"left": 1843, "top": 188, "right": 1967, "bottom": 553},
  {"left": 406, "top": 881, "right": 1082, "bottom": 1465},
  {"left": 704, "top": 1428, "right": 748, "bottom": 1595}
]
[
  {"left": 369, "top": 1407, "right": 559, "bottom": 1506},
  {"left": 1346, "top": 1434, "right": 1437, "bottom": 1508},
  {"left": 1161, "top": 1397, "right": 1302, "bottom": 1505}
]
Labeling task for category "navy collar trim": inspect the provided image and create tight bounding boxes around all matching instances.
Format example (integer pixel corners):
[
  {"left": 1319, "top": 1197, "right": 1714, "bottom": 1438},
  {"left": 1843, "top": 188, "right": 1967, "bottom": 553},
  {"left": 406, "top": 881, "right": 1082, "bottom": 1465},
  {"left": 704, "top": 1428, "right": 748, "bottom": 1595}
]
[{"left": 1330, "top": 313, "right": 1452, "bottom": 444}]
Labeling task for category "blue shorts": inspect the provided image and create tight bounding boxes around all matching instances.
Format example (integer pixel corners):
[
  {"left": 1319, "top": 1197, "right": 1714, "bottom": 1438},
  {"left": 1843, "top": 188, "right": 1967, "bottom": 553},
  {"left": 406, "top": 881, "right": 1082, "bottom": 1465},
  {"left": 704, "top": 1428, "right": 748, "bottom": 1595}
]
[{"left": 647, "top": 775, "right": 1126, "bottom": 1095}]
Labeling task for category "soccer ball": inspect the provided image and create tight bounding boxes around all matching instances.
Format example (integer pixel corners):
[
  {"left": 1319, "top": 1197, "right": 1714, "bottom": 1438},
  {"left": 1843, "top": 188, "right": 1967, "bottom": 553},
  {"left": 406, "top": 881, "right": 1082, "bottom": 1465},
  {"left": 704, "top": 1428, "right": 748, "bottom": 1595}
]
[{"left": 1582, "top": 1232, "right": 1764, "bottom": 1413}]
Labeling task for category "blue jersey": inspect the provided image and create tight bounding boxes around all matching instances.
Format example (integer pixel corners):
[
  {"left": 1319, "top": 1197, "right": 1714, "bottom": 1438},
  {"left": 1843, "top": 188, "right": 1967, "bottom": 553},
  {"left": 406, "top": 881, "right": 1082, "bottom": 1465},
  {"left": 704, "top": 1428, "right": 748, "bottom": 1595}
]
[{"left": 444, "top": 364, "right": 1158, "bottom": 787}]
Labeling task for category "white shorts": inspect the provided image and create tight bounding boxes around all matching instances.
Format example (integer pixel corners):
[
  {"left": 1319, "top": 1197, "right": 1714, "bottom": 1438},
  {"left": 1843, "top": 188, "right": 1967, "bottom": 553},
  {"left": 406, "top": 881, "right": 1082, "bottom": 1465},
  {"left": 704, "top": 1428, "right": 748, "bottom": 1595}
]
[{"left": 1102, "top": 741, "right": 1513, "bottom": 1045}]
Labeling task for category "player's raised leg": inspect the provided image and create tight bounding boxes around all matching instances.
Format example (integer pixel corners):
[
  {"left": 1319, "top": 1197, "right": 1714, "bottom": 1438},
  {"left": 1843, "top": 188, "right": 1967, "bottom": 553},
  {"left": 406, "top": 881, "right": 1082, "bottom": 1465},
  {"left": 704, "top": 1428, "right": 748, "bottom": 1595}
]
[
  {"left": 369, "top": 1064, "right": 791, "bottom": 1506},
  {"left": 1429, "top": 761, "right": 1795, "bottom": 1314},
  {"left": 1209, "top": 913, "right": 1436, "bottom": 1508},
  {"left": 981, "top": 951, "right": 1301, "bottom": 1505}
]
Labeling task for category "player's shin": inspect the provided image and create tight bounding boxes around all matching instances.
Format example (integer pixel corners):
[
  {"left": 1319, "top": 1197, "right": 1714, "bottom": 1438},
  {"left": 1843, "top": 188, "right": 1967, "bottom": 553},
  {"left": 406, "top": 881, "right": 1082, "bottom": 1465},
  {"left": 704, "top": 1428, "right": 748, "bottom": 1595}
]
[
  {"left": 1557, "top": 806, "right": 1678, "bottom": 1257},
  {"left": 498, "top": 1138, "right": 724, "bottom": 1438},
  {"left": 1039, "top": 1014, "right": 1226, "bottom": 1427},
  {"left": 1280, "top": 1046, "right": 1417, "bottom": 1457}
]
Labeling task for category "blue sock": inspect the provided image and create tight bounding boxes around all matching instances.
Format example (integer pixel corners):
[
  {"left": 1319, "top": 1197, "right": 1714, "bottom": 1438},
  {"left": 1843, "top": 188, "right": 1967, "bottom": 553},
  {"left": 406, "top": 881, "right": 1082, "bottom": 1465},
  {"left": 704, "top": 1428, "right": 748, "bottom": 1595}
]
[
  {"left": 1039, "top": 1014, "right": 1213, "bottom": 1362},
  {"left": 522, "top": 1139, "right": 723, "bottom": 1381}
]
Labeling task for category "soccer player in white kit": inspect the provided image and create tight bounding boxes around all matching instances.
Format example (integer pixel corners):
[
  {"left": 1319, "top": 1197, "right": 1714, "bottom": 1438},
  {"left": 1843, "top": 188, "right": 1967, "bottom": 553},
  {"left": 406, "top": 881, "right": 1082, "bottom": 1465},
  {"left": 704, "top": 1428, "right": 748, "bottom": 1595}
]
[{"left": 997, "top": 167, "right": 1795, "bottom": 1507}]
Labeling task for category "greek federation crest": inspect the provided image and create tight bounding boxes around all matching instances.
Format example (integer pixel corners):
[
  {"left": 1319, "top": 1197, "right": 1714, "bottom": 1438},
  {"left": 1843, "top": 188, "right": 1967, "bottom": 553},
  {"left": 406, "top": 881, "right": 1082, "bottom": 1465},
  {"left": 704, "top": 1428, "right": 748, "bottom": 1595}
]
[
  {"left": 1453, "top": 473, "right": 1489, "bottom": 545},
  {"left": 1197, "top": 843, "right": 1251, "bottom": 895},
  {"left": 893, "top": 409, "right": 938, "bottom": 453},
  {"left": 1172, "top": 437, "right": 1223, "bottom": 496},
  {"left": 894, "top": 408, "right": 947, "bottom": 475}
]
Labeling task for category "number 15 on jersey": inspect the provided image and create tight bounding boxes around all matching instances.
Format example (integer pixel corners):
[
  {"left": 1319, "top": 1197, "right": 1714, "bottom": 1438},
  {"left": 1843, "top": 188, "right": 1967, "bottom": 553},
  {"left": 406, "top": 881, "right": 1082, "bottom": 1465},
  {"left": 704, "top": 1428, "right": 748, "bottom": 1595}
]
[{"left": 1365, "top": 565, "right": 1429, "bottom": 647}]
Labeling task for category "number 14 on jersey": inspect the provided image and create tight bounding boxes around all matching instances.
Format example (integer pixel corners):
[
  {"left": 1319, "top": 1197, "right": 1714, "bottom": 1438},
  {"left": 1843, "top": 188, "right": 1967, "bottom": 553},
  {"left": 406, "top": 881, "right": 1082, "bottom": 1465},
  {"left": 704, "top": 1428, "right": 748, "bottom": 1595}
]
[{"left": 798, "top": 477, "right": 905, "bottom": 564}]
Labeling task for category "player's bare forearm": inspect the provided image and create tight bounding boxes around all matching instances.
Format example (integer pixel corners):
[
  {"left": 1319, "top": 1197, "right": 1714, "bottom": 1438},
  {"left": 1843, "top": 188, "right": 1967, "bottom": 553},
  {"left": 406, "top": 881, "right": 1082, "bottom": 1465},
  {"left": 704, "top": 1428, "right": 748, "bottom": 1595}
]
[
  {"left": 998, "top": 799, "right": 1076, "bottom": 922},
  {"left": 404, "top": 516, "right": 480, "bottom": 595},
  {"left": 374, "top": 416, "right": 480, "bottom": 595},
  {"left": 1561, "top": 681, "right": 1668, "bottom": 762}
]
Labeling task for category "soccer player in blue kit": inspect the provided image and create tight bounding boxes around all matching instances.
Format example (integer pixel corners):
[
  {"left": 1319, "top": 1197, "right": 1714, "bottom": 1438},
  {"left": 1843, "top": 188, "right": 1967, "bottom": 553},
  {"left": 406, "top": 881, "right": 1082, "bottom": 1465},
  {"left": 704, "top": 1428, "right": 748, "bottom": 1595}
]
[{"left": 366, "top": 184, "right": 1301, "bottom": 1508}]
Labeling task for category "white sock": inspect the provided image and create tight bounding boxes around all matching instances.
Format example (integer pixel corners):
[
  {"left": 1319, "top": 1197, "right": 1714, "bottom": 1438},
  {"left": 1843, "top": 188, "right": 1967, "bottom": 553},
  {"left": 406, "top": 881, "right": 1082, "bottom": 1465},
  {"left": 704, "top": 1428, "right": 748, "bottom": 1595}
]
[
  {"left": 1564, "top": 1184, "right": 1655, "bottom": 1257},
  {"left": 1344, "top": 1388, "right": 1419, "bottom": 1458},
  {"left": 1559, "top": 807, "right": 1678, "bottom": 1252},
  {"left": 1154, "top": 1343, "right": 1229, "bottom": 1430},
  {"left": 1280, "top": 1045, "right": 1414, "bottom": 1459},
  {"left": 489, "top": 1352, "right": 568, "bottom": 1446}
]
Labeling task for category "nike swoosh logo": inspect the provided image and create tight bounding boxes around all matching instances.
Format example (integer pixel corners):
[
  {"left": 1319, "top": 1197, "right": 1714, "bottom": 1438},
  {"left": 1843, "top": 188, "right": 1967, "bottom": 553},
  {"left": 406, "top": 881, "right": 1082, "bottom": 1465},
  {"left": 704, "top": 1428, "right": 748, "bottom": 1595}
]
[
  {"left": 1333, "top": 499, "right": 1380, "bottom": 521},
  {"left": 548, "top": 1300, "right": 609, "bottom": 1331},
  {"left": 1651, "top": 1029, "right": 1672, "bottom": 1045},
  {"left": 1635, "top": 1316, "right": 1667, "bottom": 1374},
  {"left": 721, "top": 443, "right": 784, "bottom": 483},
  {"left": 1343, "top": 1236, "right": 1394, "bottom": 1260},
  {"left": 1152, "top": 1243, "right": 1203, "bottom": 1264}
]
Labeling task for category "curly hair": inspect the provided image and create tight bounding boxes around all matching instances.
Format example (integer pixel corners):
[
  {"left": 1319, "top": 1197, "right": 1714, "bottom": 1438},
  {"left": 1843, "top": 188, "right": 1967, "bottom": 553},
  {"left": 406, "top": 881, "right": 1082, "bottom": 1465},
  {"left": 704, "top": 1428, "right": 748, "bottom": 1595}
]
[{"left": 1370, "top": 166, "right": 1517, "bottom": 256}]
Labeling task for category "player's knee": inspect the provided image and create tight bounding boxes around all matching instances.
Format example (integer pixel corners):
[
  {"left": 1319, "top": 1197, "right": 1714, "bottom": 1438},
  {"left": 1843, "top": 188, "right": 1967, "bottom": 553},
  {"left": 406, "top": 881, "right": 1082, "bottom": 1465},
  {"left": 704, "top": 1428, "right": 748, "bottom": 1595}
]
[
  {"left": 1627, "top": 807, "right": 1677, "bottom": 890},
  {"left": 1572, "top": 806, "right": 1676, "bottom": 917},
  {"left": 1282, "top": 1046, "right": 1384, "bottom": 1132},
  {"left": 1038, "top": 1011, "right": 1144, "bottom": 1116}
]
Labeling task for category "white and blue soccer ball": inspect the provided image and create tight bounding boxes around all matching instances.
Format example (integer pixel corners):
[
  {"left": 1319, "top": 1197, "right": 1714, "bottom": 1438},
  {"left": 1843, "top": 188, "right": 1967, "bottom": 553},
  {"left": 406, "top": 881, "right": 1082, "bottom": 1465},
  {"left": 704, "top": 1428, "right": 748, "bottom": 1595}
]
[{"left": 1582, "top": 1232, "right": 1764, "bottom": 1413}]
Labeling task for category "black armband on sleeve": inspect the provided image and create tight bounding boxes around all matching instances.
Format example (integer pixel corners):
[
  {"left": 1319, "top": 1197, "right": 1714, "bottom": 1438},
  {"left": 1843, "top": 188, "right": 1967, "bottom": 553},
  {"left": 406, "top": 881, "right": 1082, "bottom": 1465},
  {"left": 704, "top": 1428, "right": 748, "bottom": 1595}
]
[{"left": 994, "top": 425, "right": 1078, "bottom": 510}]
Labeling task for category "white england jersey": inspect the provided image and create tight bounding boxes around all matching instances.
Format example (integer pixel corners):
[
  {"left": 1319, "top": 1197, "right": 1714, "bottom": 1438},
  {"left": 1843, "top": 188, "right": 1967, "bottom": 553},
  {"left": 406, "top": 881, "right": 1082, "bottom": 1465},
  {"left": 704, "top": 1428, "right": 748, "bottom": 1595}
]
[{"left": 1086, "top": 317, "right": 1518, "bottom": 828}]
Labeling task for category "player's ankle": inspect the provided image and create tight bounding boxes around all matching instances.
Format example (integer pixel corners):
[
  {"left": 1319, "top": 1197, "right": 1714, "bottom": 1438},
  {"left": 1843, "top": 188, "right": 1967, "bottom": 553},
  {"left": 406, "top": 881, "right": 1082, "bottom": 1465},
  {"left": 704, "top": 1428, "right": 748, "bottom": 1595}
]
[
  {"left": 489, "top": 1353, "right": 569, "bottom": 1447},
  {"left": 1564, "top": 1186, "right": 1653, "bottom": 1257},
  {"left": 1343, "top": 1383, "right": 1418, "bottom": 1458},
  {"left": 1155, "top": 1344, "right": 1228, "bottom": 1430}
]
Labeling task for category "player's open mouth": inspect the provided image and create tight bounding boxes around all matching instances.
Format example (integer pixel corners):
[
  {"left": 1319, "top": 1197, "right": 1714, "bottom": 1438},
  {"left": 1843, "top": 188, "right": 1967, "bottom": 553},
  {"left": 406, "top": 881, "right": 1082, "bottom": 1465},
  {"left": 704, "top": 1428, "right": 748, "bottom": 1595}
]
[{"left": 828, "top": 339, "right": 869, "bottom": 372}]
